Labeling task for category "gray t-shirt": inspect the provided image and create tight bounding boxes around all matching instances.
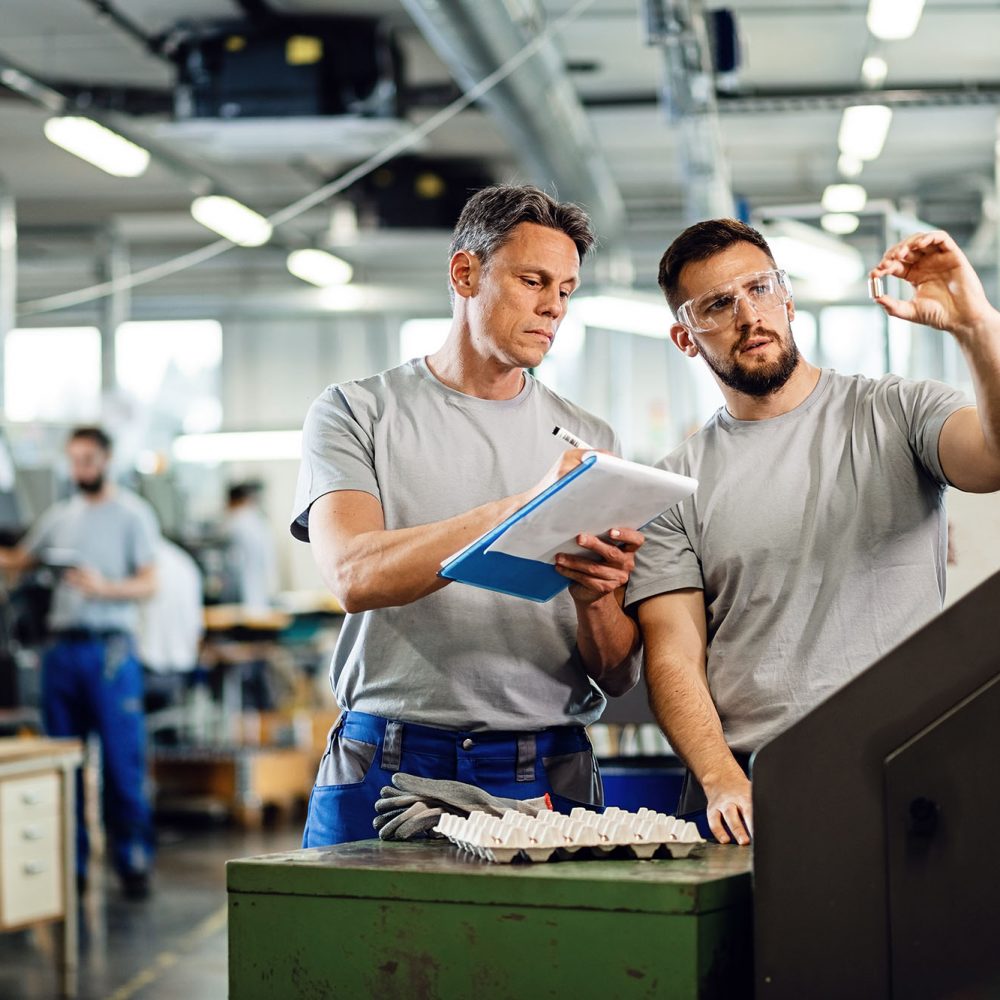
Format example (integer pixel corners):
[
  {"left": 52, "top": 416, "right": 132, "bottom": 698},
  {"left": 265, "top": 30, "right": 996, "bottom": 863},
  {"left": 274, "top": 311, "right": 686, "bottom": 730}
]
[
  {"left": 24, "top": 489, "right": 160, "bottom": 634},
  {"left": 291, "top": 358, "right": 621, "bottom": 731},
  {"left": 625, "top": 369, "right": 969, "bottom": 752}
]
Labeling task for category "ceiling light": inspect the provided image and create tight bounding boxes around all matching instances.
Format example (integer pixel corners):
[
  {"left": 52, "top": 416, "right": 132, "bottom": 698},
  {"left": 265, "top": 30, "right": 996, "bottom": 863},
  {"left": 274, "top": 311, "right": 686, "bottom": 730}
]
[
  {"left": 821, "top": 183, "right": 868, "bottom": 213},
  {"left": 861, "top": 55, "right": 889, "bottom": 87},
  {"left": 286, "top": 249, "right": 353, "bottom": 287},
  {"left": 866, "top": 0, "right": 925, "bottom": 40},
  {"left": 837, "top": 153, "right": 864, "bottom": 178},
  {"left": 838, "top": 105, "right": 893, "bottom": 161},
  {"left": 190, "top": 195, "right": 272, "bottom": 247},
  {"left": 820, "top": 213, "right": 861, "bottom": 236},
  {"left": 43, "top": 116, "right": 150, "bottom": 177}
]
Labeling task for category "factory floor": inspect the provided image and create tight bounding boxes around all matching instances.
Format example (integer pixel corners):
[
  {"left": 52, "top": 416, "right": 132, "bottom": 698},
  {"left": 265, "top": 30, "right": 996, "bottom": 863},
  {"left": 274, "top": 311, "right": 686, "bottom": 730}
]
[{"left": 0, "top": 817, "right": 302, "bottom": 1000}]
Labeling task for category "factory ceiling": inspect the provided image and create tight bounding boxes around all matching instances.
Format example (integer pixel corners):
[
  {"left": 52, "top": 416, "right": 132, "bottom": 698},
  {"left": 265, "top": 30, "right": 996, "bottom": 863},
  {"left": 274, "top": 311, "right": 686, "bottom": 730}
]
[{"left": 2, "top": 0, "right": 999, "bottom": 323}]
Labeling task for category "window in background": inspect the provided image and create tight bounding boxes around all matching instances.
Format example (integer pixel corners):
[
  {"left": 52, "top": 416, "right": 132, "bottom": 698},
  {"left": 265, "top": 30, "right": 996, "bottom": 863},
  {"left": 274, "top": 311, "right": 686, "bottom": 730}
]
[
  {"left": 116, "top": 320, "right": 223, "bottom": 433},
  {"left": 5, "top": 327, "right": 102, "bottom": 422},
  {"left": 536, "top": 316, "right": 586, "bottom": 398},
  {"left": 399, "top": 319, "right": 450, "bottom": 365},
  {"left": 818, "top": 306, "right": 887, "bottom": 378},
  {"left": 792, "top": 310, "right": 817, "bottom": 360}
]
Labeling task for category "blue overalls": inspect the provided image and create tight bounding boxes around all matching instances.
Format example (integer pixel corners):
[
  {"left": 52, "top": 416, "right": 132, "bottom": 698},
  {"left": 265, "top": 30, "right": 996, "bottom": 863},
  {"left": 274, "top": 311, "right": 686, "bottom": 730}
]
[
  {"left": 303, "top": 710, "right": 604, "bottom": 847},
  {"left": 42, "top": 631, "right": 155, "bottom": 880}
]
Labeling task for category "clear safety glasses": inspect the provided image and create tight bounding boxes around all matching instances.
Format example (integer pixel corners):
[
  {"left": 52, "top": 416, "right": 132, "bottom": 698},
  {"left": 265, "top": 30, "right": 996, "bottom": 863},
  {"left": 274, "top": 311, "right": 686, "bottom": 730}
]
[{"left": 676, "top": 268, "right": 793, "bottom": 334}]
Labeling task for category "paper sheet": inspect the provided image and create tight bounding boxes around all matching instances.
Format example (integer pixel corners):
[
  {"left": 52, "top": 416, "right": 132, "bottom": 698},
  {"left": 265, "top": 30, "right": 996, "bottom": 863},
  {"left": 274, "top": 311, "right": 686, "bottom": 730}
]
[{"left": 485, "top": 453, "right": 696, "bottom": 564}]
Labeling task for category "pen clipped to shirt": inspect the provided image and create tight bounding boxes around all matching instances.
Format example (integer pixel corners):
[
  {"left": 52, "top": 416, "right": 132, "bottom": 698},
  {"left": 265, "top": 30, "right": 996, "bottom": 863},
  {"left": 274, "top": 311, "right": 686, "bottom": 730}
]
[{"left": 552, "top": 425, "right": 594, "bottom": 451}]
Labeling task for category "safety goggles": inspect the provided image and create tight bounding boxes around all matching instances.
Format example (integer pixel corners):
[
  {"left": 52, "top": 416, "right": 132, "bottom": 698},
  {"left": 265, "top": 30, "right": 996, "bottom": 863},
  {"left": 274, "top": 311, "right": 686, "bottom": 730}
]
[{"left": 676, "top": 268, "right": 793, "bottom": 333}]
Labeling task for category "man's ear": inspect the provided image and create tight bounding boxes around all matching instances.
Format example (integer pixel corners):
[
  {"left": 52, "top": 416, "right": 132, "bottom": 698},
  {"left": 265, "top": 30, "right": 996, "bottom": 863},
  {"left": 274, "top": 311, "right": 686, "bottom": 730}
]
[
  {"left": 786, "top": 298, "right": 796, "bottom": 325},
  {"left": 670, "top": 323, "right": 699, "bottom": 357},
  {"left": 449, "top": 250, "right": 479, "bottom": 300}
]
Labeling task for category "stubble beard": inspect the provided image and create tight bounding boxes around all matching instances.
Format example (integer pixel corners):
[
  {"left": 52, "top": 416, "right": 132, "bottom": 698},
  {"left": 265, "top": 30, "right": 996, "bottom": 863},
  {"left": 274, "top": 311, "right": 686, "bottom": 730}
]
[{"left": 696, "top": 325, "right": 800, "bottom": 398}]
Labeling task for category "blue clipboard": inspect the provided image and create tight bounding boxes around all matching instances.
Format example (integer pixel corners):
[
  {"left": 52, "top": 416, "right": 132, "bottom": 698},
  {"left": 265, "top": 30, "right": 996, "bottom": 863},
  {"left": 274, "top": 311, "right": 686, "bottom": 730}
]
[{"left": 438, "top": 455, "right": 599, "bottom": 603}]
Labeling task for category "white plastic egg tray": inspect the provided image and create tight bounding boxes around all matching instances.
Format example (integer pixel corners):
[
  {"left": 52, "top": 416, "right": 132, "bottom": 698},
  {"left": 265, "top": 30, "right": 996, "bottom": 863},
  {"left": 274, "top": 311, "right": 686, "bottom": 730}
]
[{"left": 434, "top": 805, "right": 705, "bottom": 864}]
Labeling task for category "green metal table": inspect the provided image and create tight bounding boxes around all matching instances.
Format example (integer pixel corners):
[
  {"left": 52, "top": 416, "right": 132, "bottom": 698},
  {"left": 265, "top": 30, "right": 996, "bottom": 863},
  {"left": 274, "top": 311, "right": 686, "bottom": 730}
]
[{"left": 227, "top": 840, "right": 752, "bottom": 999}]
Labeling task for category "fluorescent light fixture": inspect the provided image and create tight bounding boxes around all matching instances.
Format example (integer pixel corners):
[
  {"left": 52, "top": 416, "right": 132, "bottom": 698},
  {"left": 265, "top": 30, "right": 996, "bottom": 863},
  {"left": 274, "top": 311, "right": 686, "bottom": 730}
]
[
  {"left": 837, "top": 153, "right": 864, "bottom": 178},
  {"left": 190, "top": 195, "right": 272, "bottom": 247},
  {"left": 172, "top": 430, "right": 302, "bottom": 463},
  {"left": 43, "top": 116, "right": 150, "bottom": 177},
  {"left": 286, "top": 249, "right": 353, "bottom": 287},
  {"left": 838, "top": 105, "right": 893, "bottom": 161},
  {"left": 820, "top": 213, "right": 861, "bottom": 236},
  {"left": 763, "top": 218, "right": 866, "bottom": 295},
  {"left": 867, "top": 0, "right": 925, "bottom": 40},
  {"left": 861, "top": 55, "right": 889, "bottom": 87},
  {"left": 822, "top": 183, "right": 868, "bottom": 213},
  {"left": 572, "top": 294, "right": 673, "bottom": 339}
]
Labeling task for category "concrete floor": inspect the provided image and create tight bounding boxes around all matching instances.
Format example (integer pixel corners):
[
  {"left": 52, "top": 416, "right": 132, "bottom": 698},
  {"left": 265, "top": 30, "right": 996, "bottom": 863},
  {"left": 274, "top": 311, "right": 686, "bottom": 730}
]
[{"left": 0, "top": 819, "right": 302, "bottom": 1000}]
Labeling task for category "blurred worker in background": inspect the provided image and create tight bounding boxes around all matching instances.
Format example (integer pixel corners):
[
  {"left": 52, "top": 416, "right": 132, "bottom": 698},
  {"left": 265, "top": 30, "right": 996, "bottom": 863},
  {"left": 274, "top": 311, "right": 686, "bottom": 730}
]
[
  {"left": 224, "top": 480, "right": 278, "bottom": 610},
  {"left": 0, "top": 426, "right": 160, "bottom": 899}
]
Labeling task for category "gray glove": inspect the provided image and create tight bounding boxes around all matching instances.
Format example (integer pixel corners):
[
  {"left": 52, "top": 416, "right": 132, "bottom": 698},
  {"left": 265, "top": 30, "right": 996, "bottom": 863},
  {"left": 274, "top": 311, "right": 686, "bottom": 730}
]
[
  {"left": 373, "top": 801, "right": 445, "bottom": 841},
  {"left": 372, "top": 774, "right": 552, "bottom": 841},
  {"left": 378, "top": 773, "right": 551, "bottom": 819}
]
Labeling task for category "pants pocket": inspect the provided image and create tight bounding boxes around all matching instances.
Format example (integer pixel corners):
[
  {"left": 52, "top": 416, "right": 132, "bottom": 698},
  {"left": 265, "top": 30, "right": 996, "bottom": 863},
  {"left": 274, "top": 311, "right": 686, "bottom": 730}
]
[
  {"left": 542, "top": 749, "right": 603, "bottom": 807},
  {"left": 315, "top": 728, "right": 377, "bottom": 788}
]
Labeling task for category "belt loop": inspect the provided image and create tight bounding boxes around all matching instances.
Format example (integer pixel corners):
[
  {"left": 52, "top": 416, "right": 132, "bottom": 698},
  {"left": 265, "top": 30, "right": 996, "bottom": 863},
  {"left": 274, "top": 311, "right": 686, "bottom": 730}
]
[
  {"left": 516, "top": 735, "right": 536, "bottom": 783},
  {"left": 381, "top": 720, "right": 403, "bottom": 773}
]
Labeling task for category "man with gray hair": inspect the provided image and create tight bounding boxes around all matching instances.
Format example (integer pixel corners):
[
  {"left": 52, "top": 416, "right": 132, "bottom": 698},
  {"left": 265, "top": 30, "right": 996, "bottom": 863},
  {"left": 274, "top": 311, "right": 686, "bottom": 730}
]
[{"left": 291, "top": 184, "right": 643, "bottom": 846}]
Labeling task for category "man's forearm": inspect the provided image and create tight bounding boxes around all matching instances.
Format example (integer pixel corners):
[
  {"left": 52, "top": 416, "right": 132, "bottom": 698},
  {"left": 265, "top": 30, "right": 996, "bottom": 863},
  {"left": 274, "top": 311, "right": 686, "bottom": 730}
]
[
  {"left": 575, "top": 595, "right": 641, "bottom": 696},
  {"left": 955, "top": 312, "right": 1000, "bottom": 456},
  {"left": 315, "top": 491, "right": 529, "bottom": 613},
  {"left": 103, "top": 571, "right": 157, "bottom": 601},
  {"left": 647, "top": 656, "right": 742, "bottom": 789},
  {"left": 0, "top": 546, "right": 33, "bottom": 575}
]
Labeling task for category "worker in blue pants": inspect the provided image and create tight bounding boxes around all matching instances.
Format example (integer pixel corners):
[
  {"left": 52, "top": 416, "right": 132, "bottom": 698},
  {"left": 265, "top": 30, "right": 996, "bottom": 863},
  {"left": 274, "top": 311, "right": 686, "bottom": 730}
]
[
  {"left": 291, "top": 186, "right": 645, "bottom": 846},
  {"left": 42, "top": 634, "right": 153, "bottom": 888},
  {"left": 0, "top": 426, "right": 160, "bottom": 898}
]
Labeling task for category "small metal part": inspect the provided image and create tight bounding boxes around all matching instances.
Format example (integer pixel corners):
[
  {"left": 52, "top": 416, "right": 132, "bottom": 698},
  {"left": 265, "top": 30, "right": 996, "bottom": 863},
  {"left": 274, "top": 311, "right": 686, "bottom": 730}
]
[{"left": 868, "top": 274, "right": 885, "bottom": 299}]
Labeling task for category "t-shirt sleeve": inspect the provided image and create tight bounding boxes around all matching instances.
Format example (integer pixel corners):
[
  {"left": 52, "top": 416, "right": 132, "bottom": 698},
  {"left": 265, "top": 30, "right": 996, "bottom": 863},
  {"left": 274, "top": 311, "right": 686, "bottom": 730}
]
[
  {"left": 290, "top": 386, "right": 380, "bottom": 542},
  {"left": 130, "top": 502, "right": 160, "bottom": 572},
  {"left": 888, "top": 377, "right": 971, "bottom": 485},
  {"left": 21, "top": 504, "right": 60, "bottom": 557},
  {"left": 624, "top": 500, "right": 704, "bottom": 610}
]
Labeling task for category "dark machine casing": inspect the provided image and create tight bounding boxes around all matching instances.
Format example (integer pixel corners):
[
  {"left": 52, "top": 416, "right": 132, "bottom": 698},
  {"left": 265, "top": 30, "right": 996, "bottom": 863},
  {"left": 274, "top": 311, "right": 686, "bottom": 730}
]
[{"left": 753, "top": 569, "right": 1000, "bottom": 999}]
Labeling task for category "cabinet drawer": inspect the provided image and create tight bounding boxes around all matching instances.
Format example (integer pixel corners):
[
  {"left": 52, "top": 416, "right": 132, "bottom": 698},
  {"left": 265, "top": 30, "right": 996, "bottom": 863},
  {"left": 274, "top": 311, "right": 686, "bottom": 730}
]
[
  {"left": 0, "top": 773, "right": 60, "bottom": 825},
  {"left": 1, "top": 837, "right": 63, "bottom": 927},
  {"left": 2, "top": 815, "right": 60, "bottom": 857}
]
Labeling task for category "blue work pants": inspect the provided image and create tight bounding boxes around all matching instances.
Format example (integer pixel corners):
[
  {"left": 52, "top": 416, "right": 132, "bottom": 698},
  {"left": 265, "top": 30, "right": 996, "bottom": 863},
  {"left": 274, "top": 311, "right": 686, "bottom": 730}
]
[
  {"left": 42, "top": 635, "right": 155, "bottom": 878},
  {"left": 303, "top": 710, "right": 604, "bottom": 847}
]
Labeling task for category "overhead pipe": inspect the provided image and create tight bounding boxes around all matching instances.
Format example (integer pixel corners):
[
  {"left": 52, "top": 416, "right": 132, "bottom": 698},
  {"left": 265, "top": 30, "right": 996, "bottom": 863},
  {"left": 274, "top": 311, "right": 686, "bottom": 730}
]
[
  {"left": 644, "top": 0, "right": 735, "bottom": 223},
  {"left": 398, "top": 0, "right": 627, "bottom": 251}
]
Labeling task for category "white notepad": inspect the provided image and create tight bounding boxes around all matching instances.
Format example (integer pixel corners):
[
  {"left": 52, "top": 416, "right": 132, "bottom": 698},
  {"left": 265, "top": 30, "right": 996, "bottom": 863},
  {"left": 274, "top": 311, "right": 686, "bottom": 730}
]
[{"left": 485, "top": 452, "right": 697, "bottom": 564}]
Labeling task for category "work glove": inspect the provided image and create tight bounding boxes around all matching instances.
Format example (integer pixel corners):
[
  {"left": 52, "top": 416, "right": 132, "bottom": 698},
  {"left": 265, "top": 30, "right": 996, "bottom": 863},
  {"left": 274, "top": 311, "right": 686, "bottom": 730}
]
[
  {"left": 374, "top": 801, "right": 446, "bottom": 841},
  {"left": 372, "top": 773, "right": 552, "bottom": 841}
]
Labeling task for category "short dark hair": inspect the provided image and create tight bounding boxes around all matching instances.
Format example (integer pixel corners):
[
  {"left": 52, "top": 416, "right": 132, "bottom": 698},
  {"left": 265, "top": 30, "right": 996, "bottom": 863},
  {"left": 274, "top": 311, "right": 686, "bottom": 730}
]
[
  {"left": 68, "top": 426, "right": 112, "bottom": 452},
  {"left": 448, "top": 184, "right": 596, "bottom": 272},
  {"left": 658, "top": 218, "right": 775, "bottom": 313},
  {"left": 228, "top": 481, "right": 262, "bottom": 505}
]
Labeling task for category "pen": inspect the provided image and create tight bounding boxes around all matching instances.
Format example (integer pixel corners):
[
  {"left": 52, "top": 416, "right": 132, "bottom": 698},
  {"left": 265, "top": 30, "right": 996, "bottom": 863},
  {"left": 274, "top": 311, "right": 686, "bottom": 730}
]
[{"left": 552, "top": 425, "right": 594, "bottom": 450}]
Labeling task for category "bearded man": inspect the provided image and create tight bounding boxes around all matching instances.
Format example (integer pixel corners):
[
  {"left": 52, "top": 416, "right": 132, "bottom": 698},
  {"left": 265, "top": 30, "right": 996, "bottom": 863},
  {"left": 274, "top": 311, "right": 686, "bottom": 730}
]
[{"left": 625, "top": 220, "right": 1000, "bottom": 845}]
